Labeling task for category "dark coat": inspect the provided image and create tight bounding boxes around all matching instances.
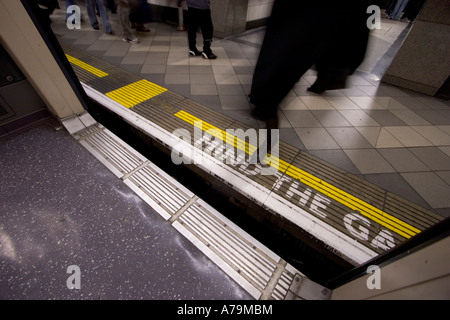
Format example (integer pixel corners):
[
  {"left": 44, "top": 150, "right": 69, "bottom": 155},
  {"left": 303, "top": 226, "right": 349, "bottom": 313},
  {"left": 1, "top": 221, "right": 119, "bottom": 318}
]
[{"left": 249, "top": 0, "right": 374, "bottom": 113}]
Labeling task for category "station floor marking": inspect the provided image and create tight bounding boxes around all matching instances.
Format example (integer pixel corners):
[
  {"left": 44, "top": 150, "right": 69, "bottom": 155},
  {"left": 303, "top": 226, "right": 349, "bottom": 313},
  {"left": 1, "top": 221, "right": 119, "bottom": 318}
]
[
  {"left": 65, "top": 54, "right": 108, "bottom": 78},
  {"left": 105, "top": 79, "right": 167, "bottom": 109},
  {"left": 65, "top": 53, "right": 422, "bottom": 239},
  {"left": 174, "top": 110, "right": 421, "bottom": 239}
]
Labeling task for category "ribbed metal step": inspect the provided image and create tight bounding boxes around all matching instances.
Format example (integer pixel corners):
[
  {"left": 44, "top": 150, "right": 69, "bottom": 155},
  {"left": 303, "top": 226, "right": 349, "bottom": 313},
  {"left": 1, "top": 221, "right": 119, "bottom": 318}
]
[
  {"left": 63, "top": 113, "right": 321, "bottom": 300},
  {"left": 62, "top": 43, "right": 444, "bottom": 268}
]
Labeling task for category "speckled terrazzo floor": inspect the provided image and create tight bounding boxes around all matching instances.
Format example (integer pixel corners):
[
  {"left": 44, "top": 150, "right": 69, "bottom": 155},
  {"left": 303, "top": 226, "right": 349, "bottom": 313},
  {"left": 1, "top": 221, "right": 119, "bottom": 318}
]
[{"left": 0, "top": 118, "right": 252, "bottom": 300}]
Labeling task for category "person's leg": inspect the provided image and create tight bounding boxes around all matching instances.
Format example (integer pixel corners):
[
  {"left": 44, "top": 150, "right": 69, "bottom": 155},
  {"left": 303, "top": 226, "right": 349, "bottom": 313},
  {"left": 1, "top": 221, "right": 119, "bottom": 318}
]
[
  {"left": 187, "top": 7, "right": 201, "bottom": 55},
  {"left": 95, "top": 0, "right": 113, "bottom": 33},
  {"left": 65, "top": 0, "right": 75, "bottom": 20},
  {"left": 118, "top": 0, "right": 138, "bottom": 42},
  {"left": 85, "top": 0, "right": 99, "bottom": 29},
  {"left": 199, "top": 9, "right": 216, "bottom": 59},
  {"left": 391, "top": 0, "right": 409, "bottom": 20}
]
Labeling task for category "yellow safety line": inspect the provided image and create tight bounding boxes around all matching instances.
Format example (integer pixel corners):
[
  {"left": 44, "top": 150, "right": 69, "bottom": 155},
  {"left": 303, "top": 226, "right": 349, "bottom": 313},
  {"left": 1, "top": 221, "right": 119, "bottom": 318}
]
[
  {"left": 62, "top": 52, "right": 421, "bottom": 239},
  {"left": 65, "top": 54, "right": 108, "bottom": 78},
  {"left": 174, "top": 110, "right": 421, "bottom": 239},
  {"left": 105, "top": 79, "right": 167, "bottom": 108}
]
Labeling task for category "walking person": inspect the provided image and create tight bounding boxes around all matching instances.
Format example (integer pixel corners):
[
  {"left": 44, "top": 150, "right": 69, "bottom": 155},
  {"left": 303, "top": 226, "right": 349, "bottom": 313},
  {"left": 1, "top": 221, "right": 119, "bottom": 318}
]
[
  {"left": 177, "top": 0, "right": 217, "bottom": 59},
  {"left": 129, "top": 0, "right": 152, "bottom": 32},
  {"left": 249, "top": 0, "right": 371, "bottom": 129},
  {"left": 85, "top": 0, "right": 113, "bottom": 33},
  {"left": 117, "top": 0, "right": 138, "bottom": 43},
  {"left": 389, "top": 0, "right": 410, "bottom": 20}
]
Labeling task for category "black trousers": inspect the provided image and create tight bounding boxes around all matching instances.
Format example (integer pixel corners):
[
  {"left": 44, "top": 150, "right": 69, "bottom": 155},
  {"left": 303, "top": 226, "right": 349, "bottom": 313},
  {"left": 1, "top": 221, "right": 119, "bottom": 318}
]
[
  {"left": 249, "top": 0, "right": 371, "bottom": 118},
  {"left": 187, "top": 7, "right": 214, "bottom": 54}
]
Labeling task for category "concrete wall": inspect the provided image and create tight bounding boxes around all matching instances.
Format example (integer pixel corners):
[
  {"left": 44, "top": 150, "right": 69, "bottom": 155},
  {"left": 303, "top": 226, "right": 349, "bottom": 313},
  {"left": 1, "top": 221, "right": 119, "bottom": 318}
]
[
  {"left": 331, "top": 235, "right": 450, "bottom": 300},
  {"left": 382, "top": 0, "right": 450, "bottom": 96},
  {"left": 0, "top": 0, "right": 85, "bottom": 119},
  {"left": 148, "top": 0, "right": 274, "bottom": 37}
]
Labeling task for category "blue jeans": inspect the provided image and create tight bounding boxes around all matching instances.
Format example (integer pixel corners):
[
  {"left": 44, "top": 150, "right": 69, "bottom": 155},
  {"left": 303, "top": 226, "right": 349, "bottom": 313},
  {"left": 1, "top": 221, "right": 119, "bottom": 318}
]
[
  {"left": 85, "top": 0, "right": 112, "bottom": 33},
  {"left": 391, "top": 0, "right": 410, "bottom": 20}
]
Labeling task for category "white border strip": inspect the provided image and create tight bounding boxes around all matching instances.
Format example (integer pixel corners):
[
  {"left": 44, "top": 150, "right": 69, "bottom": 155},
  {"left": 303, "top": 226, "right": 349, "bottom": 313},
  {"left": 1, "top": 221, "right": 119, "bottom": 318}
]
[{"left": 81, "top": 83, "right": 377, "bottom": 265}]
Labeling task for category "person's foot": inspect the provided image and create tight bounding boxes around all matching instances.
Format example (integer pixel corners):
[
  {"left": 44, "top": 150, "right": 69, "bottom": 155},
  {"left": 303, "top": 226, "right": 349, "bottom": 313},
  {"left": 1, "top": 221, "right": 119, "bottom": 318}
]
[
  {"left": 189, "top": 49, "right": 202, "bottom": 57},
  {"left": 123, "top": 37, "right": 139, "bottom": 44},
  {"left": 136, "top": 26, "right": 150, "bottom": 32},
  {"left": 202, "top": 51, "right": 217, "bottom": 60}
]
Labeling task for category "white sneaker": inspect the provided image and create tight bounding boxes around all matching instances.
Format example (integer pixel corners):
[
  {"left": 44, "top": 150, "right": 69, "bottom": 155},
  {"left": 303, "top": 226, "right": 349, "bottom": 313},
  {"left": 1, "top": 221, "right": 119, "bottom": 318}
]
[{"left": 123, "top": 37, "right": 139, "bottom": 44}]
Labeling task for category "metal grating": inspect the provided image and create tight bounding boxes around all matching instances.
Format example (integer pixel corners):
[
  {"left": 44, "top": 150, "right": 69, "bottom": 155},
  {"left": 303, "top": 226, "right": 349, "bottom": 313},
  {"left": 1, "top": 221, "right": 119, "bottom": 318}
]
[
  {"left": 272, "top": 268, "right": 295, "bottom": 300},
  {"left": 0, "top": 96, "right": 15, "bottom": 123},
  {"left": 126, "top": 164, "right": 192, "bottom": 217},
  {"left": 66, "top": 112, "right": 308, "bottom": 300},
  {"left": 177, "top": 201, "right": 279, "bottom": 293},
  {"left": 78, "top": 125, "right": 147, "bottom": 176}
]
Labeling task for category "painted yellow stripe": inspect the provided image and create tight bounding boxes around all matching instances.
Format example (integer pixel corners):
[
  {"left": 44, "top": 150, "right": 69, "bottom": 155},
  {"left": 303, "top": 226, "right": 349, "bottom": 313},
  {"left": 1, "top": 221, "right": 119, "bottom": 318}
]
[
  {"left": 65, "top": 54, "right": 108, "bottom": 78},
  {"left": 174, "top": 110, "right": 421, "bottom": 239},
  {"left": 105, "top": 79, "right": 167, "bottom": 108}
]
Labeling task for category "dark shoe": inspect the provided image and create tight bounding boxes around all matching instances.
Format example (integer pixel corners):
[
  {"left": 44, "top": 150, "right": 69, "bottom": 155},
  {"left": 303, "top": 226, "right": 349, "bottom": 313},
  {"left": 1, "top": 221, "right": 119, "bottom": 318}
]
[
  {"left": 93, "top": 26, "right": 100, "bottom": 30},
  {"left": 189, "top": 49, "right": 202, "bottom": 57},
  {"left": 202, "top": 52, "right": 217, "bottom": 60},
  {"left": 136, "top": 26, "right": 150, "bottom": 32},
  {"left": 307, "top": 84, "right": 326, "bottom": 94}
]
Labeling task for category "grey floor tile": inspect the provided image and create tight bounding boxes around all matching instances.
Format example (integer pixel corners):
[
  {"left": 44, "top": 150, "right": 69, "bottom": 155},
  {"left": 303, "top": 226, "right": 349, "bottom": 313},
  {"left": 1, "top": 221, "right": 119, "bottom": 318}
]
[
  {"left": 140, "top": 64, "right": 166, "bottom": 74},
  {"left": 163, "top": 84, "right": 191, "bottom": 98},
  {"left": 190, "top": 84, "right": 218, "bottom": 96},
  {"left": 190, "top": 65, "right": 214, "bottom": 74},
  {"left": 436, "top": 171, "right": 450, "bottom": 185},
  {"left": 343, "top": 149, "right": 396, "bottom": 174},
  {"left": 283, "top": 110, "right": 322, "bottom": 128},
  {"left": 269, "top": 111, "right": 291, "bottom": 129},
  {"left": 217, "top": 84, "right": 246, "bottom": 96},
  {"left": 409, "top": 147, "right": 450, "bottom": 171},
  {"left": 338, "top": 109, "right": 380, "bottom": 127},
  {"left": 223, "top": 110, "right": 259, "bottom": 128},
  {"left": 411, "top": 126, "right": 450, "bottom": 146},
  {"left": 121, "top": 51, "right": 148, "bottom": 64},
  {"left": 119, "top": 64, "right": 142, "bottom": 74},
  {"left": 96, "top": 55, "right": 122, "bottom": 66},
  {"left": 312, "top": 110, "right": 352, "bottom": 127},
  {"left": 294, "top": 128, "right": 340, "bottom": 150},
  {"left": 363, "top": 110, "right": 407, "bottom": 126},
  {"left": 389, "top": 109, "right": 431, "bottom": 126},
  {"left": 279, "top": 128, "right": 306, "bottom": 151},
  {"left": 220, "top": 95, "right": 252, "bottom": 111},
  {"left": 378, "top": 148, "right": 429, "bottom": 172},
  {"left": 190, "top": 73, "right": 216, "bottom": 85},
  {"left": 165, "top": 73, "right": 190, "bottom": 85},
  {"left": 309, "top": 149, "right": 360, "bottom": 175},
  {"left": 190, "top": 95, "right": 222, "bottom": 113},
  {"left": 326, "top": 127, "right": 373, "bottom": 149},
  {"left": 401, "top": 172, "right": 450, "bottom": 209},
  {"left": 391, "top": 96, "right": 429, "bottom": 110},
  {"left": 413, "top": 109, "right": 450, "bottom": 125},
  {"left": 384, "top": 126, "right": 433, "bottom": 147},
  {"left": 214, "top": 73, "right": 241, "bottom": 85},
  {"left": 233, "top": 66, "right": 255, "bottom": 75},
  {"left": 363, "top": 173, "right": 431, "bottom": 209},
  {"left": 166, "top": 65, "right": 190, "bottom": 74}
]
